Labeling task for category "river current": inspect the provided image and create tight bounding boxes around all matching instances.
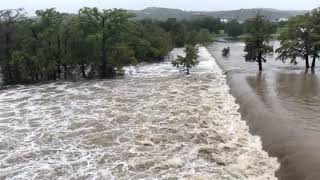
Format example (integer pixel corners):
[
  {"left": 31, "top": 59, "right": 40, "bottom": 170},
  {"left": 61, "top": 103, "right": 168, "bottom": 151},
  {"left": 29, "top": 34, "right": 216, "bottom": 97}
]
[
  {"left": 208, "top": 41, "right": 320, "bottom": 180},
  {"left": 0, "top": 47, "right": 278, "bottom": 179}
]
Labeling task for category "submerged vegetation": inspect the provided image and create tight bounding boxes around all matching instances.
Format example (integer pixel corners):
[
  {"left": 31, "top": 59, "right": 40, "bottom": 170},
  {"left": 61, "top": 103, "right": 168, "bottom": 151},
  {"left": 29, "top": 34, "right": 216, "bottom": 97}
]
[
  {"left": 2, "top": 6, "right": 320, "bottom": 83},
  {"left": 241, "top": 7, "right": 320, "bottom": 71},
  {"left": 243, "top": 13, "right": 274, "bottom": 71},
  {"left": 276, "top": 8, "right": 320, "bottom": 70},
  {"left": 172, "top": 45, "right": 199, "bottom": 75},
  {"left": 222, "top": 46, "right": 231, "bottom": 56},
  {"left": 0, "top": 8, "right": 217, "bottom": 85}
]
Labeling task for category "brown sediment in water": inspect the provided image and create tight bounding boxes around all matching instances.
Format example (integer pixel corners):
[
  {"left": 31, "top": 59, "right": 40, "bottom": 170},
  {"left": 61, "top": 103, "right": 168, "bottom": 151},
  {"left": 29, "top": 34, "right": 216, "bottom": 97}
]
[
  {"left": 0, "top": 47, "right": 278, "bottom": 179},
  {"left": 208, "top": 41, "right": 320, "bottom": 180}
]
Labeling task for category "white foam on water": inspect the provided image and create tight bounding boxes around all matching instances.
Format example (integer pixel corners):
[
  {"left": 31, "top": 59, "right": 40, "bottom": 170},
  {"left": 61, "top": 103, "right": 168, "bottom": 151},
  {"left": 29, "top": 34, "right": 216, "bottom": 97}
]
[
  {"left": 124, "top": 48, "right": 185, "bottom": 78},
  {"left": 0, "top": 47, "right": 279, "bottom": 179}
]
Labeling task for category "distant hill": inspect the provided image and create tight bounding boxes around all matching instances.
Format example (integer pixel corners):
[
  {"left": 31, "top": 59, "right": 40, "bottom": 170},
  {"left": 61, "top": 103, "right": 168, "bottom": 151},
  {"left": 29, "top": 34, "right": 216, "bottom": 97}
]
[{"left": 130, "top": 7, "right": 308, "bottom": 21}]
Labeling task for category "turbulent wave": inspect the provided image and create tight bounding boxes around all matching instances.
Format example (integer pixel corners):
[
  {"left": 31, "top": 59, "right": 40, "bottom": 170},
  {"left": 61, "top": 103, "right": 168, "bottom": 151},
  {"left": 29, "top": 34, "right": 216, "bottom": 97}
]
[{"left": 0, "top": 47, "right": 279, "bottom": 179}]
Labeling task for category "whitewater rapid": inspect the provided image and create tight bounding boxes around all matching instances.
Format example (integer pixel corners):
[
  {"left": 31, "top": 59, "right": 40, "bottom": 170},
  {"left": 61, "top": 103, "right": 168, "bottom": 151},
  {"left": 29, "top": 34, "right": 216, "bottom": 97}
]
[{"left": 0, "top": 47, "right": 279, "bottom": 179}]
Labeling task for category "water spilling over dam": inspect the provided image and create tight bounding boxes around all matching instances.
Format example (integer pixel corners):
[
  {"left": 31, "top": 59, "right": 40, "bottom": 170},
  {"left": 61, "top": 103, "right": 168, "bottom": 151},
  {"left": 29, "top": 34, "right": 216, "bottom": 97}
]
[{"left": 0, "top": 47, "right": 279, "bottom": 179}]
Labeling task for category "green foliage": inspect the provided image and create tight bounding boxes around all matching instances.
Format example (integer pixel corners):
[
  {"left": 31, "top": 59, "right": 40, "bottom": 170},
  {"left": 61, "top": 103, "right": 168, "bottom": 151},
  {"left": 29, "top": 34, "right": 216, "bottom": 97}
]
[
  {"left": 79, "top": 7, "right": 135, "bottom": 78},
  {"left": 244, "top": 13, "right": 274, "bottom": 71},
  {"left": 0, "top": 7, "right": 221, "bottom": 85},
  {"left": 196, "top": 29, "right": 212, "bottom": 44},
  {"left": 109, "top": 43, "right": 137, "bottom": 74},
  {"left": 0, "top": 7, "right": 314, "bottom": 85},
  {"left": 224, "top": 20, "right": 244, "bottom": 38},
  {"left": 188, "top": 17, "right": 222, "bottom": 34},
  {"left": 310, "top": 8, "right": 320, "bottom": 68},
  {"left": 172, "top": 45, "right": 199, "bottom": 75},
  {"left": 132, "top": 21, "right": 173, "bottom": 62},
  {"left": 0, "top": 8, "right": 26, "bottom": 84},
  {"left": 132, "top": 7, "right": 306, "bottom": 22},
  {"left": 276, "top": 11, "right": 320, "bottom": 69},
  {"left": 159, "top": 18, "right": 187, "bottom": 47},
  {"left": 159, "top": 17, "right": 219, "bottom": 47}
]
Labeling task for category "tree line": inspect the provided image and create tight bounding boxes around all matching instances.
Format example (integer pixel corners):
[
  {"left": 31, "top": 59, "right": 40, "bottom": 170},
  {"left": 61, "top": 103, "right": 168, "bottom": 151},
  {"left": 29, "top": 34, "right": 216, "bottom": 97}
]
[
  {"left": 0, "top": 8, "right": 219, "bottom": 85},
  {"left": 244, "top": 8, "right": 320, "bottom": 71}
]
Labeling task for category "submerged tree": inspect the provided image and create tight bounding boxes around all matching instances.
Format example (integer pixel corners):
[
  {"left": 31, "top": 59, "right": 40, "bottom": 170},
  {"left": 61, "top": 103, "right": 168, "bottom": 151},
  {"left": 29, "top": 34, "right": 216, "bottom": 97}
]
[
  {"left": 109, "top": 43, "right": 137, "bottom": 74},
  {"left": 310, "top": 9, "right": 320, "bottom": 70},
  {"left": 196, "top": 29, "right": 212, "bottom": 45},
  {"left": 244, "top": 13, "right": 274, "bottom": 71},
  {"left": 79, "top": 7, "right": 134, "bottom": 78},
  {"left": 172, "top": 45, "right": 199, "bottom": 75},
  {"left": 0, "top": 7, "right": 224, "bottom": 85},
  {"left": 276, "top": 13, "right": 314, "bottom": 69},
  {"left": 35, "top": 8, "right": 65, "bottom": 80},
  {"left": 224, "top": 20, "right": 244, "bottom": 38},
  {"left": 222, "top": 46, "right": 230, "bottom": 56},
  {"left": 0, "top": 8, "right": 26, "bottom": 83}
]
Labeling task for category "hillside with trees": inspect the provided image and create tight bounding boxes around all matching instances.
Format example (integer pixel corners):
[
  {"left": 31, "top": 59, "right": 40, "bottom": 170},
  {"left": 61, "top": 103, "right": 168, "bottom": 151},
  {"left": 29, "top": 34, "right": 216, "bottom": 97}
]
[{"left": 132, "top": 7, "right": 307, "bottom": 21}]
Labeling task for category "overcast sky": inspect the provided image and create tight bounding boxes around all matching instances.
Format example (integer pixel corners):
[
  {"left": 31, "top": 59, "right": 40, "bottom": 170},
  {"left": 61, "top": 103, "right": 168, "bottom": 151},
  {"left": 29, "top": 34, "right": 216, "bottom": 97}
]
[{"left": 2, "top": 0, "right": 320, "bottom": 15}]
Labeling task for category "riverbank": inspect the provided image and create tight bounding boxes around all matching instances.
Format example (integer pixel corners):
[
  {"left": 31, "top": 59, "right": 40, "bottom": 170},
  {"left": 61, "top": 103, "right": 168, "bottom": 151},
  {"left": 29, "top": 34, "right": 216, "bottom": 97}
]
[
  {"left": 0, "top": 47, "right": 278, "bottom": 179},
  {"left": 208, "top": 40, "right": 320, "bottom": 180}
]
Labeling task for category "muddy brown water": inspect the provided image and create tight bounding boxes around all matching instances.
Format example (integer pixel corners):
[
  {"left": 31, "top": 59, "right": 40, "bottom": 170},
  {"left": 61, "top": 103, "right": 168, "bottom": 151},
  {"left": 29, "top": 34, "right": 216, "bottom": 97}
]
[
  {"left": 0, "top": 47, "right": 278, "bottom": 179},
  {"left": 208, "top": 40, "right": 320, "bottom": 180}
]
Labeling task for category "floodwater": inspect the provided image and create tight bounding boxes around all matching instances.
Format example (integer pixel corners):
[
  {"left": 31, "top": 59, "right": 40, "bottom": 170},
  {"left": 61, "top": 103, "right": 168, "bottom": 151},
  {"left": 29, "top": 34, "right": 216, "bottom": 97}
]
[
  {"left": 208, "top": 41, "right": 320, "bottom": 180},
  {"left": 0, "top": 47, "right": 278, "bottom": 179}
]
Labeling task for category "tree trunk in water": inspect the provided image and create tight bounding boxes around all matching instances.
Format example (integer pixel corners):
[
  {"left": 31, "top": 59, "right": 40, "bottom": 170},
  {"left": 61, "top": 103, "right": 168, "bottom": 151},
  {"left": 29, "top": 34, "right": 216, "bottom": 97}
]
[
  {"left": 91, "top": 64, "right": 95, "bottom": 76},
  {"left": 52, "top": 71, "right": 56, "bottom": 81},
  {"left": 187, "top": 68, "right": 190, "bottom": 75},
  {"left": 56, "top": 36, "right": 62, "bottom": 79},
  {"left": 306, "top": 55, "right": 310, "bottom": 69},
  {"left": 4, "top": 64, "right": 12, "bottom": 83},
  {"left": 100, "top": 36, "right": 107, "bottom": 78},
  {"left": 258, "top": 52, "right": 263, "bottom": 71},
  {"left": 100, "top": 20, "right": 107, "bottom": 78},
  {"left": 40, "top": 72, "right": 43, "bottom": 80},
  {"left": 57, "top": 65, "right": 61, "bottom": 79},
  {"left": 63, "top": 64, "right": 67, "bottom": 79},
  {"left": 30, "top": 74, "right": 34, "bottom": 82},
  {"left": 80, "top": 64, "right": 86, "bottom": 78},
  {"left": 312, "top": 54, "right": 316, "bottom": 70},
  {"left": 4, "top": 33, "right": 13, "bottom": 82},
  {"left": 258, "top": 60, "right": 263, "bottom": 71}
]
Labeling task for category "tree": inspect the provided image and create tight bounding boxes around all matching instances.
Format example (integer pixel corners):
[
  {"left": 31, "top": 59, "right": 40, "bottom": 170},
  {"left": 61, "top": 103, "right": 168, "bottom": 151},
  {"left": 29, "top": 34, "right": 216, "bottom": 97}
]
[
  {"left": 131, "top": 21, "right": 173, "bottom": 62},
  {"left": 244, "top": 13, "right": 273, "bottom": 71},
  {"left": 196, "top": 29, "right": 212, "bottom": 44},
  {"left": 67, "top": 17, "right": 98, "bottom": 78},
  {"left": 0, "top": 8, "right": 26, "bottom": 83},
  {"left": 36, "top": 8, "right": 65, "bottom": 80},
  {"left": 0, "top": 7, "right": 221, "bottom": 85},
  {"left": 109, "top": 43, "right": 137, "bottom": 74},
  {"left": 190, "top": 17, "right": 222, "bottom": 34},
  {"left": 172, "top": 45, "right": 199, "bottom": 75},
  {"left": 79, "top": 7, "right": 134, "bottom": 78},
  {"left": 186, "top": 30, "right": 198, "bottom": 46},
  {"left": 159, "top": 18, "right": 188, "bottom": 47},
  {"left": 310, "top": 9, "right": 320, "bottom": 70},
  {"left": 224, "top": 20, "right": 244, "bottom": 38},
  {"left": 276, "top": 13, "right": 314, "bottom": 69},
  {"left": 222, "top": 46, "right": 230, "bottom": 56}
]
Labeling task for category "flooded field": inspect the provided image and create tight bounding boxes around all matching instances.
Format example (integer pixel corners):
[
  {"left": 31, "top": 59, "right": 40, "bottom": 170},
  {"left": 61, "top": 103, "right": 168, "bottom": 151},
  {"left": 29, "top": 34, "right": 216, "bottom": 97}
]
[
  {"left": 208, "top": 41, "right": 320, "bottom": 180},
  {"left": 0, "top": 47, "right": 278, "bottom": 179}
]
